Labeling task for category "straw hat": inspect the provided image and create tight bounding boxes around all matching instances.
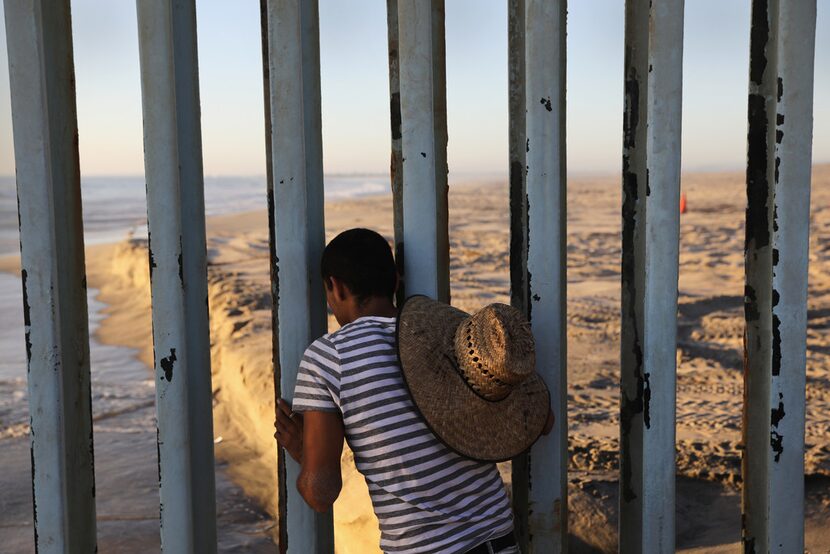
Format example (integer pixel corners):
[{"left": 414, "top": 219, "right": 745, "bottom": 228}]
[{"left": 396, "top": 295, "right": 550, "bottom": 462}]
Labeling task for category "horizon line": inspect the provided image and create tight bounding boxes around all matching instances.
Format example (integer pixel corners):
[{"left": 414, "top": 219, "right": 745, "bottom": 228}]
[{"left": 0, "top": 160, "right": 828, "bottom": 182}]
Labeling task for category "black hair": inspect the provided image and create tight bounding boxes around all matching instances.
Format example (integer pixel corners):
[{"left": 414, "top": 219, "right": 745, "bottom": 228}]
[{"left": 321, "top": 228, "right": 397, "bottom": 303}]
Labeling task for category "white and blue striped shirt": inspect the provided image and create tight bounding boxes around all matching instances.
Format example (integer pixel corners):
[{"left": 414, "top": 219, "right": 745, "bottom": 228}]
[{"left": 292, "top": 315, "right": 514, "bottom": 553}]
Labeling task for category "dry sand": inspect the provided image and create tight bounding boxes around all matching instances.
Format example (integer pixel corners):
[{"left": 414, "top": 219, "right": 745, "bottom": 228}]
[{"left": 3, "top": 166, "right": 830, "bottom": 552}]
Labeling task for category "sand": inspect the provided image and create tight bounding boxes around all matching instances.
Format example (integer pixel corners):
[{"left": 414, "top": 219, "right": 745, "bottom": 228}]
[{"left": 2, "top": 166, "right": 830, "bottom": 552}]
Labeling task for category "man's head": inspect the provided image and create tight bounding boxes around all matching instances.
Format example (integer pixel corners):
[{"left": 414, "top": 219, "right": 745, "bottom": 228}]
[{"left": 321, "top": 228, "right": 397, "bottom": 325}]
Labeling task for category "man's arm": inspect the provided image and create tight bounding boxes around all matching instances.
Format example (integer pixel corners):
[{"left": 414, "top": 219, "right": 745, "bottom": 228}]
[
  {"left": 296, "top": 410, "right": 344, "bottom": 512},
  {"left": 275, "top": 399, "right": 344, "bottom": 513}
]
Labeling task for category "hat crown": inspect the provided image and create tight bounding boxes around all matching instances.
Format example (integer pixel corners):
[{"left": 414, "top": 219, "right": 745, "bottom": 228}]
[{"left": 453, "top": 303, "right": 536, "bottom": 401}]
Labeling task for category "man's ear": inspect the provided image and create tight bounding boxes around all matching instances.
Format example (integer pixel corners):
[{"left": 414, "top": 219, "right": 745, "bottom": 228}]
[{"left": 328, "top": 276, "right": 348, "bottom": 302}]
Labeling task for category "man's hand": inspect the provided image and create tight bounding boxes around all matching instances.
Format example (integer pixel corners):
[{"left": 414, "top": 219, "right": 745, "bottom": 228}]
[{"left": 275, "top": 399, "right": 303, "bottom": 463}]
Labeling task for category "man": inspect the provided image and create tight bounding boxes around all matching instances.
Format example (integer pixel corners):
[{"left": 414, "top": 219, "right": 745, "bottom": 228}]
[{"left": 275, "top": 228, "right": 552, "bottom": 553}]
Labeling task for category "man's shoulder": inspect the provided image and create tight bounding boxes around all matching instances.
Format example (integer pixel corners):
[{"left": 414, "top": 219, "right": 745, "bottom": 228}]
[
  {"left": 325, "top": 317, "right": 397, "bottom": 347},
  {"left": 302, "top": 335, "right": 341, "bottom": 370},
  {"left": 304, "top": 319, "right": 392, "bottom": 360}
]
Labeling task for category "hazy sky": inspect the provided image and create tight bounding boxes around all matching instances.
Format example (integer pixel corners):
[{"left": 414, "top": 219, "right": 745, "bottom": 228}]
[{"left": 0, "top": 1, "right": 827, "bottom": 177}]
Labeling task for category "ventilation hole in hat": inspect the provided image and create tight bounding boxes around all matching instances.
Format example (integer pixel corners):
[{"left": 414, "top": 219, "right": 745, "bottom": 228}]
[
  {"left": 467, "top": 342, "right": 472, "bottom": 348},
  {"left": 472, "top": 357, "right": 479, "bottom": 362},
  {"left": 469, "top": 349, "right": 474, "bottom": 355},
  {"left": 477, "top": 363, "right": 483, "bottom": 369}
]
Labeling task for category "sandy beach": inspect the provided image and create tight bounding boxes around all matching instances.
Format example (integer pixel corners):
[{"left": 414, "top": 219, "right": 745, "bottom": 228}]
[{"left": 2, "top": 166, "right": 830, "bottom": 552}]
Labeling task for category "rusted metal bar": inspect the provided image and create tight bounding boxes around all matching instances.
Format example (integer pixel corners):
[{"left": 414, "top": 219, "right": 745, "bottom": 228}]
[
  {"left": 257, "top": 0, "right": 288, "bottom": 549},
  {"left": 619, "top": 1, "right": 684, "bottom": 552},
  {"left": 386, "top": 0, "right": 405, "bottom": 304},
  {"left": 522, "top": 1, "right": 568, "bottom": 552},
  {"left": 396, "top": 0, "right": 450, "bottom": 303},
  {"left": 136, "top": 1, "right": 217, "bottom": 551},
  {"left": 507, "top": 0, "right": 532, "bottom": 551},
  {"left": 3, "top": 1, "right": 97, "bottom": 551},
  {"left": 508, "top": 0, "right": 528, "bottom": 317},
  {"left": 264, "top": 1, "right": 333, "bottom": 552},
  {"left": 742, "top": 1, "right": 816, "bottom": 551}
]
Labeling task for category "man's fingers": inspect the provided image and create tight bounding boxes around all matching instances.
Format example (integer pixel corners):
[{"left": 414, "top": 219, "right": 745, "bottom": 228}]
[
  {"left": 276, "top": 416, "right": 298, "bottom": 435},
  {"left": 277, "top": 398, "right": 293, "bottom": 416},
  {"left": 275, "top": 433, "right": 294, "bottom": 448},
  {"left": 275, "top": 414, "right": 302, "bottom": 445},
  {"left": 276, "top": 406, "right": 294, "bottom": 426},
  {"left": 275, "top": 398, "right": 304, "bottom": 463},
  {"left": 277, "top": 416, "right": 301, "bottom": 436},
  {"left": 278, "top": 425, "right": 300, "bottom": 441},
  {"left": 277, "top": 399, "right": 302, "bottom": 429},
  {"left": 275, "top": 428, "right": 297, "bottom": 446},
  {"left": 275, "top": 432, "right": 301, "bottom": 460}
]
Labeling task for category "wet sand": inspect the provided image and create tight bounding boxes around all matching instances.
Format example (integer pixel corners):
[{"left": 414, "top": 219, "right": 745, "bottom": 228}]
[{"left": 0, "top": 407, "right": 274, "bottom": 552}]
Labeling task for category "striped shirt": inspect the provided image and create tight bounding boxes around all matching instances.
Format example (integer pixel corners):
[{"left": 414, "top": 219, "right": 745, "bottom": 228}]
[{"left": 292, "top": 316, "right": 514, "bottom": 553}]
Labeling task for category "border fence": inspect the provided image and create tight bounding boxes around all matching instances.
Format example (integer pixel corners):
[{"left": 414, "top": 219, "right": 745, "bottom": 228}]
[{"left": 3, "top": 0, "right": 817, "bottom": 552}]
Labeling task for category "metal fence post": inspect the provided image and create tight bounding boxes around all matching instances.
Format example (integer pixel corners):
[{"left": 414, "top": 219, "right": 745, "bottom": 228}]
[
  {"left": 264, "top": 1, "right": 333, "bottom": 552},
  {"left": 135, "top": 1, "right": 217, "bottom": 551},
  {"left": 3, "top": 1, "right": 97, "bottom": 551},
  {"left": 396, "top": 0, "right": 450, "bottom": 302},
  {"left": 521, "top": 1, "right": 568, "bottom": 551},
  {"left": 742, "top": 2, "right": 817, "bottom": 551},
  {"left": 618, "top": 1, "right": 684, "bottom": 552}
]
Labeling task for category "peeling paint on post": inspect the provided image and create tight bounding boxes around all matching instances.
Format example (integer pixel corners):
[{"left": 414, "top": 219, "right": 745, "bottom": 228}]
[
  {"left": 523, "top": 1, "right": 567, "bottom": 552},
  {"left": 264, "top": 1, "right": 333, "bottom": 552},
  {"left": 619, "top": 1, "right": 684, "bottom": 552},
  {"left": 742, "top": 2, "right": 816, "bottom": 552},
  {"left": 4, "top": 1, "right": 97, "bottom": 551},
  {"left": 508, "top": 0, "right": 528, "bottom": 317},
  {"left": 386, "top": 0, "right": 405, "bottom": 304},
  {"left": 397, "top": 0, "right": 450, "bottom": 302},
  {"left": 257, "top": 0, "right": 288, "bottom": 549},
  {"left": 136, "top": 1, "right": 217, "bottom": 551},
  {"left": 507, "top": 0, "right": 531, "bottom": 551}
]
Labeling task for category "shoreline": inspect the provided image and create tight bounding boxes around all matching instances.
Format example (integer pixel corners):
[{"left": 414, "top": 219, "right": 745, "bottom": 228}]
[
  {"left": 2, "top": 167, "right": 830, "bottom": 551},
  {"left": 0, "top": 255, "right": 275, "bottom": 551}
]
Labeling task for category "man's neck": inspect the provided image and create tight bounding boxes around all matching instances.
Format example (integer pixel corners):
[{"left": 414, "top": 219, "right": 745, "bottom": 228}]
[{"left": 348, "top": 297, "right": 397, "bottom": 323}]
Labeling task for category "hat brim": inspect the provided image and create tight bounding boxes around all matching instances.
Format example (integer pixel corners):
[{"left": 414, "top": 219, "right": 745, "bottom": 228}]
[{"left": 396, "top": 295, "right": 551, "bottom": 462}]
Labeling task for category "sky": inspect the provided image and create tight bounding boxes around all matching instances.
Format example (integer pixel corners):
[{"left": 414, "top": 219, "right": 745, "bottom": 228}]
[{"left": 0, "top": 1, "right": 827, "bottom": 178}]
